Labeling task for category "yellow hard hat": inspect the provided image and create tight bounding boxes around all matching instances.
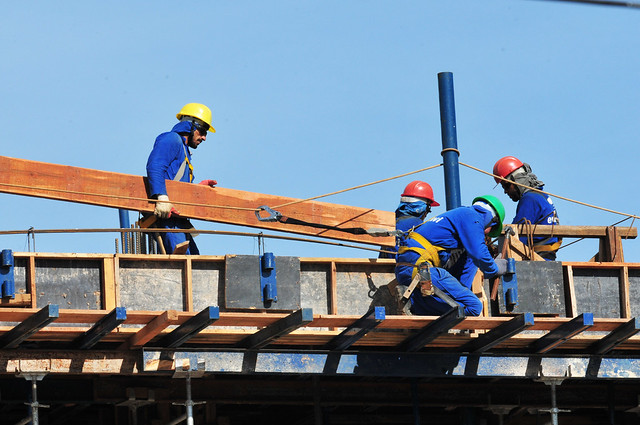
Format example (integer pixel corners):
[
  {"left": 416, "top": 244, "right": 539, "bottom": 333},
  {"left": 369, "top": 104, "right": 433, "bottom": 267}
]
[{"left": 176, "top": 103, "right": 216, "bottom": 133}]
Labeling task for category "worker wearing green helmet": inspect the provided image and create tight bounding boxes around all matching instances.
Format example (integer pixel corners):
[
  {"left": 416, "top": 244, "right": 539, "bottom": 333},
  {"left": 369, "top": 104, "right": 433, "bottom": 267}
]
[{"left": 395, "top": 196, "right": 509, "bottom": 316}]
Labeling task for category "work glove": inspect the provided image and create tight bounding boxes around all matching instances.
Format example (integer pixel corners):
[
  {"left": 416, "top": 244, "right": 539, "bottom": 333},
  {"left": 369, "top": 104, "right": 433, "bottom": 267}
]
[
  {"left": 154, "top": 195, "right": 173, "bottom": 219},
  {"left": 199, "top": 179, "right": 217, "bottom": 187},
  {"left": 493, "top": 258, "right": 509, "bottom": 277}
]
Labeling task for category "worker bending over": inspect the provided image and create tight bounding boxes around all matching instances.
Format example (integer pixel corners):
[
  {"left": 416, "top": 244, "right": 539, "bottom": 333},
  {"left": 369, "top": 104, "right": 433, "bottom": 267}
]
[
  {"left": 395, "top": 195, "right": 508, "bottom": 316},
  {"left": 146, "top": 103, "right": 217, "bottom": 255},
  {"left": 380, "top": 181, "right": 440, "bottom": 258},
  {"left": 493, "top": 156, "right": 561, "bottom": 260}
]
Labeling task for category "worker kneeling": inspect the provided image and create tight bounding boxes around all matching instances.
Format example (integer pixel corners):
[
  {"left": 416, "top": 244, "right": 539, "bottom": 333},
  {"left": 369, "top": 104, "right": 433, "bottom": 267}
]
[{"left": 395, "top": 195, "right": 509, "bottom": 316}]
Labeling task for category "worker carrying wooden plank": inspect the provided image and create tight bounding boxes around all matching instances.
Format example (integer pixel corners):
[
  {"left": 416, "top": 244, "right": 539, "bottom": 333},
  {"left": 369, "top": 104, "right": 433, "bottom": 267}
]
[
  {"left": 493, "top": 156, "right": 561, "bottom": 260},
  {"left": 395, "top": 195, "right": 509, "bottom": 316},
  {"left": 146, "top": 103, "right": 218, "bottom": 255}
]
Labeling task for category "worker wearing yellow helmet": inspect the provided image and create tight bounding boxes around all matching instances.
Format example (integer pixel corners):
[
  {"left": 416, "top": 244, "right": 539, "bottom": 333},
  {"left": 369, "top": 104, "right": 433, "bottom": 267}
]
[{"left": 146, "top": 103, "right": 217, "bottom": 255}]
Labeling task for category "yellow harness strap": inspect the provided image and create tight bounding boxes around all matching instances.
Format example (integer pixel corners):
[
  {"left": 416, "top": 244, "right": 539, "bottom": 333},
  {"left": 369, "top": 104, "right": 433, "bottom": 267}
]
[
  {"left": 533, "top": 240, "right": 563, "bottom": 252},
  {"left": 397, "top": 231, "right": 445, "bottom": 278}
]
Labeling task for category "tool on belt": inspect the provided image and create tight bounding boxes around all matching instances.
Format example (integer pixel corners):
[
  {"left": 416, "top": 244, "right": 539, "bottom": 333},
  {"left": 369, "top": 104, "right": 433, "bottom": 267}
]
[
  {"left": 399, "top": 261, "right": 459, "bottom": 309},
  {"left": 255, "top": 205, "right": 401, "bottom": 237}
]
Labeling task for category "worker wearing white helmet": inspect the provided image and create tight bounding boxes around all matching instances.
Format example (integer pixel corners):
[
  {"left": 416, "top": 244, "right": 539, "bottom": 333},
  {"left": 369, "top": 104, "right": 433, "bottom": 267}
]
[{"left": 146, "top": 103, "right": 217, "bottom": 254}]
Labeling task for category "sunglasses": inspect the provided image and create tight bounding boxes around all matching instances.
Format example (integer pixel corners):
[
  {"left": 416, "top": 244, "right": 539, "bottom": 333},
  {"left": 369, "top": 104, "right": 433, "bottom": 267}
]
[{"left": 193, "top": 121, "right": 209, "bottom": 135}]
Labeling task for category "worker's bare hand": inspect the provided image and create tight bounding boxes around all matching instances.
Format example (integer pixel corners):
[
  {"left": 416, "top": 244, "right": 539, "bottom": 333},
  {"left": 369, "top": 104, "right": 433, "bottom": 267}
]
[
  {"left": 199, "top": 179, "right": 217, "bottom": 187},
  {"left": 154, "top": 195, "right": 173, "bottom": 219}
]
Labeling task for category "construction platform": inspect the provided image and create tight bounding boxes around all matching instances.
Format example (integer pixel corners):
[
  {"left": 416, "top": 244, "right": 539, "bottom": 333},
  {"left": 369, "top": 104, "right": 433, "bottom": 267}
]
[{"left": 1, "top": 249, "right": 640, "bottom": 424}]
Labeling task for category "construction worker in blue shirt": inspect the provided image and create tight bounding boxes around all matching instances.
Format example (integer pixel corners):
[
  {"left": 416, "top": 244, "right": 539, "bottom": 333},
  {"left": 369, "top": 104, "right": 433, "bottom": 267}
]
[
  {"left": 146, "top": 103, "right": 217, "bottom": 255},
  {"left": 395, "top": 195, "right": 509, "bottom": 316},
  {"left": 493, "top": 156, "right": 561, "bottom": 261},
  {"left": 379, "top": 180, "right": 440, "bottom": 259}
]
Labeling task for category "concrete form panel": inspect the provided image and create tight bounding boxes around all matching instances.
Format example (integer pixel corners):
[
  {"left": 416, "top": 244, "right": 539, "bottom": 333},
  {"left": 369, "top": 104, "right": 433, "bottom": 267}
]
[
  {"left": 573, "top": 268, "right": 621, "bottom": 318},
  {"left": 497, "top": 261, "right": 566, "bottom": 316},
  {"left": 35, "top": 259, "right": 101, "bottom": 309},
  {"left": 119, "top": 260, "right": 184, "bottom": 311},
  {"left": 192, "top": 261, "right": 222, "bottom": 311},
  {"left": 225, "top": 255, "right": 301, "bottom": 311},
  {"left": 12, "top": 258, "right": 29, "bottom": 297},
  {"left": 300, "top": 265, "right": 329, "bottom": 314},
  {"left": 335, "top": 264, "right": 396, "bottom": 316}
]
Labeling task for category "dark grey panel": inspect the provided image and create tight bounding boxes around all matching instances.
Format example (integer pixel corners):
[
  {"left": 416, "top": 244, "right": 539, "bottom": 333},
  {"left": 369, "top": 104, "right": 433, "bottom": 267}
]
[
  {"left": 225, "top": 255, "right": 300, "bottom": 310},
  {"left": 573, "top": 268, "right": 621, "bottom": 318},
  {"left": 496, "top": 261, "right": 565, "bottom": 316}
]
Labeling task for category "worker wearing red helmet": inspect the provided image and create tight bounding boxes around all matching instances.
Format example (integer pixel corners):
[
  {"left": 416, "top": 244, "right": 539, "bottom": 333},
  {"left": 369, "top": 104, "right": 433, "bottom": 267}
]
[
  {"left": 493, "top": 156, "right": 561, "bottom": 260},
  {"left": 379, "top": 181, "right": 440, "bottom": 259}
]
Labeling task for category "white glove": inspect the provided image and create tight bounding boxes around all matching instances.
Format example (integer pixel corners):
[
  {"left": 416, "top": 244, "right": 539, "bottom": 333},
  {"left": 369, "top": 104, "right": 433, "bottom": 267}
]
[
  {"left": 494, "top": 258, "right": 508, "bottom": 277},
  {"left": 154, "top": 195, "right": 172, "bottom": 219}
]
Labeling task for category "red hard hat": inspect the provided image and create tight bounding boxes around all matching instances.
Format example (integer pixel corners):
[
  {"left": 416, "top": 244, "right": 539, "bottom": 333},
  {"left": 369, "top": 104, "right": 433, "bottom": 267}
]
[
  {"left": 493, "top": 156, "right": 524, "bottom": 184},
  {"left": 401, "top": 181, "right": 440, "bottom": 206}
]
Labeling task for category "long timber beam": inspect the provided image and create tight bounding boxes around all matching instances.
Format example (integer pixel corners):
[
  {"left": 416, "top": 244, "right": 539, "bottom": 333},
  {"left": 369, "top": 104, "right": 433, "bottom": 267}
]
[{"left": 0, "top": 156, "right": 395, "bottom": 246}]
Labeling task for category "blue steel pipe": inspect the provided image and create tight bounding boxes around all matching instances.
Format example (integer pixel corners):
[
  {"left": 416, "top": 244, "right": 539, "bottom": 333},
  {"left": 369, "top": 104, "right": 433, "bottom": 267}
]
[
  {"left": 118, "top": 209, "right": 130, "bottom": 253},
  {"left": 437, "top": 72, "right": 462, "bottom": 210}
]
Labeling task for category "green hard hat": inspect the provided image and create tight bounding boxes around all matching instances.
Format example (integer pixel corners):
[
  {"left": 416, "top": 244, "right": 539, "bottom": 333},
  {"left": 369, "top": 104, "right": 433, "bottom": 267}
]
[{"left": 472, "top": 195, "right": 505, "bottom": 237}]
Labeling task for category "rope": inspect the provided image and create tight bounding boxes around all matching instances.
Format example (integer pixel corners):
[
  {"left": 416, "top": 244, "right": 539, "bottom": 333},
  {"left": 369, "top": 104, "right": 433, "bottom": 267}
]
[
  {"left": 459, "top": 162, "right": 640, "bottom": 221},
  {"left": 0, "top": 227, "right": 396, "bottom": 255},
  {"left": 273, "top": 164, "right": 442, "bottom": 209}
]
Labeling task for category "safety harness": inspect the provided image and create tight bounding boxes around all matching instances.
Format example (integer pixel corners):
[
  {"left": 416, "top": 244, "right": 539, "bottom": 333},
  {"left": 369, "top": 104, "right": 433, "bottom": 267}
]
[
  {"left": 174, "top": 143, "right": 194, "bottom": 183},
  {"left": 396, "top": 231, "right": 445, "bottom": 278}
]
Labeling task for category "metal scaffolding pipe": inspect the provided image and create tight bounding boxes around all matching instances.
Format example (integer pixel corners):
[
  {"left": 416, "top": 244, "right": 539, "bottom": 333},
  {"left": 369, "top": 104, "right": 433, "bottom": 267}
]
[{"left": 437, "top": 72, "right": 462, "bottom": 210}]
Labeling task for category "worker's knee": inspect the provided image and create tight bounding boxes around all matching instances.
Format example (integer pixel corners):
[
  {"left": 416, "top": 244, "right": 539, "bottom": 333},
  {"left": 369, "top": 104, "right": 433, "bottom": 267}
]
[{"left": 464, "top": 297, "right": 483, "bottom": 316}]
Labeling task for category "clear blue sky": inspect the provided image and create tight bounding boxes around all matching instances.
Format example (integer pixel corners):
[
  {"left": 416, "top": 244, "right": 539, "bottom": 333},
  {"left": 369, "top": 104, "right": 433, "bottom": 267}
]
[{"left": 1, "top": 1, "right": 638, "bottom": 261}]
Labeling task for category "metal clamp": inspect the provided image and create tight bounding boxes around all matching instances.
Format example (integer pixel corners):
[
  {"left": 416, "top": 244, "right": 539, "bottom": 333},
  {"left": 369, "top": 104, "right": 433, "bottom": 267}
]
[{"left": 255, "top": 206, "right": 282, "bottom": 222}]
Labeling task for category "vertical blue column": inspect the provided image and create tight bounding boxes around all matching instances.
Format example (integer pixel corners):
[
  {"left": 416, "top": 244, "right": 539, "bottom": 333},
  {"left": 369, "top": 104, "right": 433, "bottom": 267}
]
[
  {"left": 118, "top": 209, "right": 130, "bottom": 253},
  {"left": 437, "top": 72, "right": 462, "bottom": 210}
]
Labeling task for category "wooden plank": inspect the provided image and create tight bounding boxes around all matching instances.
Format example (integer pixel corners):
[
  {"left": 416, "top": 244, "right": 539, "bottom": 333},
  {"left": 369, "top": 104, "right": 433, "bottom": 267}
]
[
  {"left": 28, "top": 256, "right": 36, "bottom": 308},
  {"left": 0, "top": 293, "right": 31, "bottom": 307},
  {"left": 329, "top": 262, "right": 338, "bottom": 315},
  {"left": 102, "top": 257, "right": 116, "bottom": 310},
  {"left": 120, "top": 310, "right": 180, "bottom": 349},
  {"left": 513, "top": 224, "right": 636, "bottom": 239},
  {"left": 184, "top": 258, "right": 193, "bottom": 312},
  {"left": 620, "top": 266, "right": 631, "bottom": 319},
  {"left": 0, "top": 156, "right": 395, "bottom": 246},
  {"left": 564, "top": 265, "right": 577, "bottom": 317}
]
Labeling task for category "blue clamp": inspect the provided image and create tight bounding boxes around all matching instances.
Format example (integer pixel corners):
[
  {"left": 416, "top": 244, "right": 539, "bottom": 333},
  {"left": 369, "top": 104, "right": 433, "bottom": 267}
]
[
  {"left": 260, "top": 252, "right": 278, "bottom": 304},
  {"left": 502, "top": 258, "right": 517, "bottom": 311},
  {"left": 1, "top": 249, "right": 15, "bottom": 299}
]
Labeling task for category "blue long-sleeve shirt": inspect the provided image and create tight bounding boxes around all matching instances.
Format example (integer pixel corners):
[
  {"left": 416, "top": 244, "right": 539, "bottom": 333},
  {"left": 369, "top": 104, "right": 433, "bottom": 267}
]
[
  {"left": 513, "top": 189, "right": 560, "bottom": 246},
  {"left": 396, "top": 206, "right": 499, "bottom": 288},
  {"left": 146, "top": 121, "right": 194, "bottom": 197}
]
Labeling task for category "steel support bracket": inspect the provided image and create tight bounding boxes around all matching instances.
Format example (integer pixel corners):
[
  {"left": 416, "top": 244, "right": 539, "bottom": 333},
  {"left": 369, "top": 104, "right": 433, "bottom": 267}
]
[
  {"left": 260, "top": 252, "right": 277, "bottom": 304},
  {"left": 1, "top": 249, "right": 15, "bottom": 299}
]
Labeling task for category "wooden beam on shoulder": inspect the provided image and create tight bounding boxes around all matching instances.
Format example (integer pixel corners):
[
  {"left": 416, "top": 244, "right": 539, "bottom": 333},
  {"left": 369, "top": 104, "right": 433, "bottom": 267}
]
[{"left": 0, "top": 156, "right": 395, "bottom": 246}]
